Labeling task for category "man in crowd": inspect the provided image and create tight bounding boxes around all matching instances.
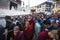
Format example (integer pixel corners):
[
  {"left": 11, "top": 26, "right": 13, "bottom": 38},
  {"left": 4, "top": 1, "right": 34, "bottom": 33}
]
[{"left": 5, "top": 16, "right": 15, "bottom": 40}]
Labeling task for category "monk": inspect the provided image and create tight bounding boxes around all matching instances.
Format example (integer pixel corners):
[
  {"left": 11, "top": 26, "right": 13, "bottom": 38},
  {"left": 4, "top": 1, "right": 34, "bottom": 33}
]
[
  {"left": 13, "top": 26, "right": 24, "bottom": 40},
  {"left": 37, "top": 25, "right": 58, "bottom": 40},
  {"left": 37, "top": 30, "right": 49, "bottom": 40},
  {"left": 24, "top": 20, "right": 34, "bottom": 40}
]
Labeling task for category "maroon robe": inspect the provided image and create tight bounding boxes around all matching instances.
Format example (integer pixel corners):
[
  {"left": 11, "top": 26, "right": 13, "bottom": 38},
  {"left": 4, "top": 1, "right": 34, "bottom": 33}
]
[
  {"left": 24, "top": 26, "right": 34, "bottom": 40},
  {"left": 37, "top": 31, "right": 53, "bottom": 40},
  {"left": 58, "top": 23, "right": 60, "bottom": 27},
  {"left": 14, "top": 31, "right": 24, "bottom": 40}
]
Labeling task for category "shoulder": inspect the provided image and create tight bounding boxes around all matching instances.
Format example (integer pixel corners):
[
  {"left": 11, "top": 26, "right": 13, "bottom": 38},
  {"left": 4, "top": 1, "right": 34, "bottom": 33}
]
[{"left": 19, "top": 31, "right": 23, "bottom": 35}]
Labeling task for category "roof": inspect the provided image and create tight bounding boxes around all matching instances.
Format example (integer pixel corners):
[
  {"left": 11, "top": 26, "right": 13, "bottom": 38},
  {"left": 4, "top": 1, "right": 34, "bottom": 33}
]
[
  {"left": 10, "top": 0, "right": 21, "bottom": 5},
  {"left": 39, "top": 1, "right": 53, "bottom": 6},
  {"left": 31, "top": 1, "right": 53, "bottom": 8}
]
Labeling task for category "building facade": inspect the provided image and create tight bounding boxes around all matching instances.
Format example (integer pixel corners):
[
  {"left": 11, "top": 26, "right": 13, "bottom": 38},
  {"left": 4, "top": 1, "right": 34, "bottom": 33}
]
[
  {"left": 0, "top": 0, "right": 31, "bottom": 16},
  {"left": 32, "top": 1, "right": 54, "bottom": 15},
  {"left": 0, "top": 0, "right": 28, "bottom": 11},
  {"left": 53, "top": 0, "right": 60, "bottom": 13},
  {"left": 40, "top": 2, "right": 54, "bottom": 15},
  {"left": 0, "top": 0, "right": 9, "bottom": 9},
  {"left": 0, "top": 0, "right": 25, "bottom": 10}
]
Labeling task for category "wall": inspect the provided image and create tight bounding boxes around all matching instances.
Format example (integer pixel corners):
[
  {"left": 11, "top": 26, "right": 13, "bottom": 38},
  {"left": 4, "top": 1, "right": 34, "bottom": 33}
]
[{"left": 0, "top": 0, "right": 9, "bottom": 9}]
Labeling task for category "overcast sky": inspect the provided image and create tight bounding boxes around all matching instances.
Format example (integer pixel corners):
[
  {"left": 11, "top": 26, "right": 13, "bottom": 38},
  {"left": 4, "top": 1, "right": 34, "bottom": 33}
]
[{"left": 22, "top": 0, "right": 47, "bottom": 7}]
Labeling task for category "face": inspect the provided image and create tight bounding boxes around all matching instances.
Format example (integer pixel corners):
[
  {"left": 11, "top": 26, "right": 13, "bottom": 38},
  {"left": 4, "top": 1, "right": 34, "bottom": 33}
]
[
  {"left": 28, "top": 16, "right": 32, "bottom": 21},
  {"left": 25, "top": 21, "right": 29, "bottom": 27},
  {"left": 48, "top": 32, "right": 53, "bottom": 38},
  {"left": 28, "top": 18, "right": 31, "bottom": 21},
  {"left": 13, "top": 26, "right": 19, "bottom": 33},
  {"left": 50, "top": 20, "right": 54, "bottom": 24}
]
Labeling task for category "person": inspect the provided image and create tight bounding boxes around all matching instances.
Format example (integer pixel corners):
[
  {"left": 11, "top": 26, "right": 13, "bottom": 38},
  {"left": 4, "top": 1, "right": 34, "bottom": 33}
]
[
  {"left": 35, "top": 20, "right": 41, "bottom": 38},
  {"left": 0, "top": 25, "right": 5, "bottom": 40},
  {"left": 12, "top": 17, "right": 18, "bottom": 25},
  {"left": 37, "top": 25, "right": 58, "bottom": 40},
  {"left": 48, "top": 16, "right": 56, "bottom": 23},
  {"left": 37, "top": 29, "right": 49, "bottom": 40},
  {"left": 42, "top": 20, "right": 50, "bottom": 31},
  {"left": 17, "top": 17, "right": 24, "bottom": 31},
  {"left": 5, "top": 16, "right": 15, "bottom": 40},
  {"left": 13, "top": 26, "right": 24, "bottom": 40},
  {"left": 24, "top": 20, "right": 34, "bottom": 40}
]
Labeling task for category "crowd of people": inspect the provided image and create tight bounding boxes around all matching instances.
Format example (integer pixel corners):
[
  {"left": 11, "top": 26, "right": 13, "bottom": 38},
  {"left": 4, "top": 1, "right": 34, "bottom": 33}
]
[{"left": 0, "top": 13, "right": 60, "bottom": 40}]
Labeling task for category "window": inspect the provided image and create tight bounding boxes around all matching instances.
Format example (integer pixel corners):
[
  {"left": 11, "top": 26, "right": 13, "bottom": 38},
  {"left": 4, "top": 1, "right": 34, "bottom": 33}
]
[
  {"left": 46, "top": 5, "right": 51, "bottom": 7},
  {"left": 45, "top": 8, "right": 51, "bottom": 12},
  {"left": 37, "top": 6, "right": 39, "bottom": 8},
  {"left": 40, "top": 6, "right": 41, "bottom": 8}
]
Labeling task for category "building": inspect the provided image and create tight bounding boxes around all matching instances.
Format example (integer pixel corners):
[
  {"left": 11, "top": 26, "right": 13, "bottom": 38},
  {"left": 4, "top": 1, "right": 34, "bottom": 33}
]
[
  {"left": 0, "top": 0, "right": 31, "bottom": 16},
  {"left": 48, "top": 0, "right": 55, "bottom": 3},
  {"left": 53, "top": 0, "right": 60, "bottom": 13},
  {"left": 31, "top": 1, "right": 54, "bottom": 15},
  {"left": 40, "top": 1, "right": 54, "bottom": 15},
  {"left": 0, "top": 0, "right": 30, "bottom": 11},
  {"left": 0, "top": 0, "right": 24, "bottom": 10},
  {"left": 0, "top": 0, "right": 9, "bottom": 9},
  {"left": 9, "top": 0, "right": 22, "bottom": 10}
]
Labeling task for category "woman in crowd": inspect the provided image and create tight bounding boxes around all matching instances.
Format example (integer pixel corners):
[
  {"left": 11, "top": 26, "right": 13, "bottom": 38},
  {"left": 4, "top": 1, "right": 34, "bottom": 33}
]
[{"left": 13, "top": 26, "right": 24, "bottom": 40}]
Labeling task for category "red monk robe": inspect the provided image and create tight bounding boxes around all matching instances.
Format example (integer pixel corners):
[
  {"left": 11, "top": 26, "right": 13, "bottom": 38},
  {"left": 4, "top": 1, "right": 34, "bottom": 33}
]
[
  {"left": 14, "top": 31, "right": 24, "bottom": 40},
  {"left": 37, "top": 31, "right": 53, "bottom": 40},
  {"left": 24, "top": 25, "right": 34, "bottom": 40}
]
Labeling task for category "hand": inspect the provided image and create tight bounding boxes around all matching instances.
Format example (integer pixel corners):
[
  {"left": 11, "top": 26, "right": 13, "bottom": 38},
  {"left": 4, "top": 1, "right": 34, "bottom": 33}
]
[{"left": 3, "top": 29, "right": 8, "bottom": 35}]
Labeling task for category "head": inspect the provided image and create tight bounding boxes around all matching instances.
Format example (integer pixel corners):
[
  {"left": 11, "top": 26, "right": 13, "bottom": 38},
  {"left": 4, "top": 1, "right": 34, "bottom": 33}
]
[
  {"left": 50, "top": 20, "right": 55, "bottom": 24},
  {"left": 44, "top": 20, "right": 50, "bottom": 28},
  {"left": 27, "top": 16, "right": 32, "bottom": 21},
  {"left": 36, "top": 16, "right": 40, "bottom": 20},
  {"left": 25, "top": 20, "right": 30, "bottom": 28},
  {"left": 12, "top": 17, "right": 16, "bottom": 21},
  {"left": 47, "top": 26, "right": 58, "bottom": 38},
  {"left": 13, "top": 26, "right": 20, "bottom": 33},
  {"left": 5, "top": 16, "right": 12, "bottom": 22}
]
